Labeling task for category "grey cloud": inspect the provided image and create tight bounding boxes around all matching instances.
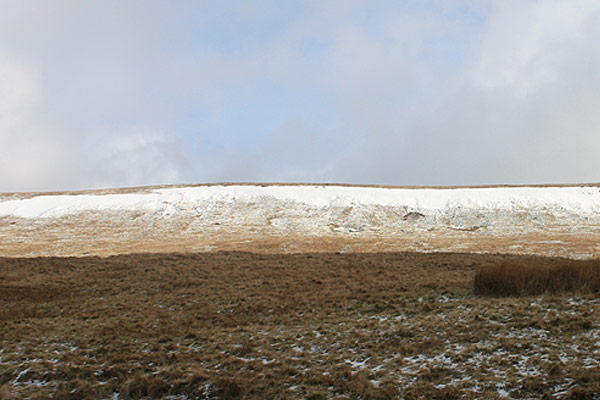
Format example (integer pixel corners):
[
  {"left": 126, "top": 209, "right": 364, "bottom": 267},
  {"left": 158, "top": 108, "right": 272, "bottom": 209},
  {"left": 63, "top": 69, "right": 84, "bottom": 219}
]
[
  {"left": 331, "top": 0, "right": 600, "bottom": 185},
  {"left": 0, "top": 1, "right": 192, "bottom": 191}
]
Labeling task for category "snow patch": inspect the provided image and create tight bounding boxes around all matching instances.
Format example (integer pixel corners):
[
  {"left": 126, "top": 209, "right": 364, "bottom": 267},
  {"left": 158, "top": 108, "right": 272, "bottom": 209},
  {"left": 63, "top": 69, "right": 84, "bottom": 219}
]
[{"left": 1, "top": 185, "right": 599, "bottom": 218}]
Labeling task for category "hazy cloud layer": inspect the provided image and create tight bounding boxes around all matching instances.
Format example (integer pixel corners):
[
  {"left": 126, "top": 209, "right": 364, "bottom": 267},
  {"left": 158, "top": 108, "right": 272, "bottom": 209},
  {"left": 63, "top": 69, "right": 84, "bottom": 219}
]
[{"left": 1, "top": 1, "right": 599, "bottom": 191}]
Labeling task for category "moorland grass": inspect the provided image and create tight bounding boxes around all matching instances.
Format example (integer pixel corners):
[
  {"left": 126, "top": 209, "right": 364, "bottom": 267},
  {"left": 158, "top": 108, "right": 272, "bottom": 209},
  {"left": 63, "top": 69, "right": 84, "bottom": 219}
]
[{"left": 2, "top": 252, "right": 600, "bottom": 399}]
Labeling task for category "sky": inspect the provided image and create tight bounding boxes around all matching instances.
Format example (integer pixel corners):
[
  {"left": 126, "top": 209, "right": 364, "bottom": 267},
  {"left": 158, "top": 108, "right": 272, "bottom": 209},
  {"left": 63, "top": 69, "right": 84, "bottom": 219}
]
[{"left": 1, "top": 0, "right": 600, "bottom": 191}]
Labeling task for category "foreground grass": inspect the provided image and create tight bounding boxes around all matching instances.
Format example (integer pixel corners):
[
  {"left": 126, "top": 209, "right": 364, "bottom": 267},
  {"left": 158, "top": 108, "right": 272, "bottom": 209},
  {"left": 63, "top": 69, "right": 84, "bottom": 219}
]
[{"left": 1, "top": 252, "right": 599, "bottom": 399}]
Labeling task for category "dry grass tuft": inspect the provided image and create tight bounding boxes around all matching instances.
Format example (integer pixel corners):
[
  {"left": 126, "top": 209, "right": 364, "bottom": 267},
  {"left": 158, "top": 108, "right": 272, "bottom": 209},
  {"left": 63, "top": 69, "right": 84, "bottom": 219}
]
[{"left": 474, "top": 259, "right": 600, "bottom": 296}]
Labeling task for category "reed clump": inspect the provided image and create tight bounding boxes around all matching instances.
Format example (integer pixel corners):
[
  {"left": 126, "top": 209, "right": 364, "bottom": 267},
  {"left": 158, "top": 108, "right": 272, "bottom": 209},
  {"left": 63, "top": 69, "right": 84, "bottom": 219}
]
[{"left": 474, "top": 259, "right": 600, "bottom": 296}]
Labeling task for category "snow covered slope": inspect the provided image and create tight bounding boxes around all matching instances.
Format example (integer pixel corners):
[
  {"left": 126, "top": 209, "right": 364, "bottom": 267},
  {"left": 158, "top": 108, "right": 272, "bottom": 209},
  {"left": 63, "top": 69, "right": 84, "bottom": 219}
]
[
  {"left": 2, "top": 185, "right": 600, "bottom": 217},
  {"left": 1, "top": 184, "right": 599, "bottom": 258}
]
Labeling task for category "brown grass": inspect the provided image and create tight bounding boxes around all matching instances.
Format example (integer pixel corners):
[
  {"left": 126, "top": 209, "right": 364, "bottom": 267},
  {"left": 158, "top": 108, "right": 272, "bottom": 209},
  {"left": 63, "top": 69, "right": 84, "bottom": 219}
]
[
  {"left": 1, "top": 252, "right": 600, "bottom": 398},
  {"left": 474, "top": 259, "right": 600, "bottom": 296}
]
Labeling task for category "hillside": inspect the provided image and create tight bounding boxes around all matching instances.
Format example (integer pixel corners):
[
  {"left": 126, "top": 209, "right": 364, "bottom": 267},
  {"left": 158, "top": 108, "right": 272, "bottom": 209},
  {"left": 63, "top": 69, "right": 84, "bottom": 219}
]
[
  {"left": 1, "top": 184, "right": 599, "bottom": 258},
  {"left": 3, "top": 185, "right": 600, "bottom": 399}
]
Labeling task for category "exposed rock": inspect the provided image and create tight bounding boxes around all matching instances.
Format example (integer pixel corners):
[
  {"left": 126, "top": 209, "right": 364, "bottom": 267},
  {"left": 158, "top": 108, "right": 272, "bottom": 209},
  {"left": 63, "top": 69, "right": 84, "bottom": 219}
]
[{"left": 403, "top": 212, "right": 425, "bottom": 222}]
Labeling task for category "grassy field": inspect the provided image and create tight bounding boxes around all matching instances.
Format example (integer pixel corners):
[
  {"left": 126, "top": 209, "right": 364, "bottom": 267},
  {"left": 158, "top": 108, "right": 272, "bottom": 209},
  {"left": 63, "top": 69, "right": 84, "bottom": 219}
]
[{"left": 1, "top": 252, "right": 599, "bottom": 399}]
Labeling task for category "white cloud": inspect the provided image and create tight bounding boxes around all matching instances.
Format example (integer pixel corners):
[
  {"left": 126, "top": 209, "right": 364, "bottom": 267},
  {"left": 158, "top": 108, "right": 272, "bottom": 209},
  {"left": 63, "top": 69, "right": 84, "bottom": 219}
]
[
  {"left": 0, "top": 50, "right": 39, "bottom": 119},
  {"left": 0, "top": 48, "right": 70, "bottom": 191},
  {"left": 0, "top": 43, "right": 190, "bottom": 191}
]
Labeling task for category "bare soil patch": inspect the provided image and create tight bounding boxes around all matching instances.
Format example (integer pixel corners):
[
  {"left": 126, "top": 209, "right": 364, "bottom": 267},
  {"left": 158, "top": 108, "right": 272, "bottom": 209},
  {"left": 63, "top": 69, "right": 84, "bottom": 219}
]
[{"left": 1, "top": 252, "right": 599, "bottom": 399}]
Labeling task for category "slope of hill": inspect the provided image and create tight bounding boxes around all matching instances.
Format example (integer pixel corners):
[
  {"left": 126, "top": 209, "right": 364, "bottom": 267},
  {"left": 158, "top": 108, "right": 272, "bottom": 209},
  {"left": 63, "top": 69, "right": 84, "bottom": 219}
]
[{"left": 1, "top": 184, "right": 599, "bottom": 257}]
